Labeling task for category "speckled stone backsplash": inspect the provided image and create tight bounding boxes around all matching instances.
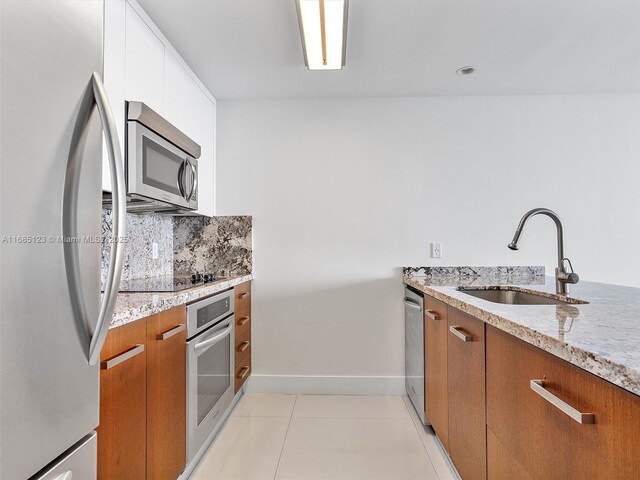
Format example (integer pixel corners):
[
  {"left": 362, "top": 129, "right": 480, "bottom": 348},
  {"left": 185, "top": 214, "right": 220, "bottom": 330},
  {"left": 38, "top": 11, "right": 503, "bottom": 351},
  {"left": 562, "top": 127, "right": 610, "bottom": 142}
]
[
  {"left": 101, "top": 210, "right": 252, "bottom": 283},
  {"left": 101, "top": 210, "right": 173, "bottom": 283},
  {"left": 403, "top": 266, "right": 545, "bottom": 278},
  {"left": 173, "top": 215, "right": 252, "bottom": 277}
]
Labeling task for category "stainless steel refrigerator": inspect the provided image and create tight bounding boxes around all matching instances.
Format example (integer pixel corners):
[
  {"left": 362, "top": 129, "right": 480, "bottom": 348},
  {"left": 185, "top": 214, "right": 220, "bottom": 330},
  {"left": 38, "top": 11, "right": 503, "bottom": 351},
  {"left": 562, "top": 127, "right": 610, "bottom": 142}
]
[{"left": 1, "top": 1, "right": 126, "bottom": 478}]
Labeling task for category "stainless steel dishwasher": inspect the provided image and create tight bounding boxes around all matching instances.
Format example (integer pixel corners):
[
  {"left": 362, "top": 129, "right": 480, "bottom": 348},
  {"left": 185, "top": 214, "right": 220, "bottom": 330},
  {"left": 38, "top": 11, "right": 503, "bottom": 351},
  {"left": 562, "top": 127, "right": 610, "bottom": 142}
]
[{"left": 404, "top": 286, "right": 428, "bottom": 424}]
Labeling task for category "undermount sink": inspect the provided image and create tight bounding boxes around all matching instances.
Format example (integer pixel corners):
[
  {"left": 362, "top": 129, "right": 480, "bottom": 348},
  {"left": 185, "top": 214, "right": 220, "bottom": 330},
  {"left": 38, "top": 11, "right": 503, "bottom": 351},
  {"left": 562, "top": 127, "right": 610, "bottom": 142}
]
[{"left": 456, "top": 287, "right": 588, "bottom": 305}]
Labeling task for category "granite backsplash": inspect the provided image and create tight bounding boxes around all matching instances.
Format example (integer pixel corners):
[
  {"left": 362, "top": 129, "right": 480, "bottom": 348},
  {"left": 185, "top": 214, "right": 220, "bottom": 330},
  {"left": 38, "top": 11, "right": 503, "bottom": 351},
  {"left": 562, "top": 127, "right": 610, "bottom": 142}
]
[{"left": 101, "top": 210, "right": 252, "bottom": 283}]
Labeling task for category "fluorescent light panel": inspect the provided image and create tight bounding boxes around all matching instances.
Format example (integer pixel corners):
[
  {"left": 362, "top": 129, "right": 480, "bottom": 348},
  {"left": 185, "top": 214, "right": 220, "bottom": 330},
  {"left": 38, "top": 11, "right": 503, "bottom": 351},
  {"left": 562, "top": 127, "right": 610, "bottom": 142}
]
[{"left": 297, "top": 0, "right": 347, "bottom": 70}]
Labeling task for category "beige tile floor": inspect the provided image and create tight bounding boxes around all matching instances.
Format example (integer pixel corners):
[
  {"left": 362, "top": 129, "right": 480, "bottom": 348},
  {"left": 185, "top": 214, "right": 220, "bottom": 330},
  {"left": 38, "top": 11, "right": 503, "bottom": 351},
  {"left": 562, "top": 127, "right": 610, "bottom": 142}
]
[{"left": 190, "top": 394, "right": 458, "bottom": 480}]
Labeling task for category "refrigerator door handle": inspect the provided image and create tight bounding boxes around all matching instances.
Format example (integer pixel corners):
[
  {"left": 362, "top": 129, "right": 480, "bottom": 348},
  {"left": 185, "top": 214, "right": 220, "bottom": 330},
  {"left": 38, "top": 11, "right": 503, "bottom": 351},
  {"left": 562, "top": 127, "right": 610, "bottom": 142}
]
[{"left": 63, "top": 72, "right": 126, "bottom": 367}]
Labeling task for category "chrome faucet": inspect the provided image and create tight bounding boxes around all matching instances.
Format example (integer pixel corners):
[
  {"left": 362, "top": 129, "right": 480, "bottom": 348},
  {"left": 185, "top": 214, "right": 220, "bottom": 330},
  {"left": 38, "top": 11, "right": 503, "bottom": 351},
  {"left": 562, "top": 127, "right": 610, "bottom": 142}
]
[{"left": 507, "top": 208, "right": 579, "bottom": 295}]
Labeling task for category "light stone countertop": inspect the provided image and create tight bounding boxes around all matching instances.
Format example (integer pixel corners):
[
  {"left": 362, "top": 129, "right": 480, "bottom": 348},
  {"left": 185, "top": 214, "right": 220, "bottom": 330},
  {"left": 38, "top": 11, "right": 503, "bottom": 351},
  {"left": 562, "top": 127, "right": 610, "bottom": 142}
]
[
  {"left": 403, "top": 274, "right": 640, "bottom": 397},
  {"left": 110, "top": 274, "right": 253, "bottom": 329}
]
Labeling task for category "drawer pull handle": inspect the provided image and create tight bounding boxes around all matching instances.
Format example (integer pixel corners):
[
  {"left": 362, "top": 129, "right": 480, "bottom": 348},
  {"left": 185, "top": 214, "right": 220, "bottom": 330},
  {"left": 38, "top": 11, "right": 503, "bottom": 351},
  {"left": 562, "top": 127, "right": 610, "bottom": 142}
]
[
  {"left": 403, "top": 298, "right": 422, "bottom": 312},
  {"left": 530, "top": 380, "right": 595, "bottom": 424},
  {"left": 449, "top": 326, "right": 472, "bottom": 342},
  {"left": 238, "top": 316, "right": 250, "bottom": 326},
  {"left": 239, "top": 292, "right": 250, "bottom": 299},
  {"left": 101, "top": 344, "right": 144, "bottom": 370},
  {"left": 237, "top": 341, "right": 250, "bottom": 353},
  {"left": 425, "top": 310, "right": 439, "bottom": 321},
  {"left": 237, "top": 366, "right": 250, "bottom": 379},
  {"left": 157, "top": 324, "right": 185, "bottom": 341}
]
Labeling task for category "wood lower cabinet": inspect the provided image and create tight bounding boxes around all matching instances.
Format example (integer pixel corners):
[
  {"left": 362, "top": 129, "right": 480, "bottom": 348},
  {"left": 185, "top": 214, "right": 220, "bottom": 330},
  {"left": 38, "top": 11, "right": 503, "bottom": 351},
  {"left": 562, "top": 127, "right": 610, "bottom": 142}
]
[
  {"left": 146, "top": 306, "right": 187, "bottom": 480},
  {"left": 486, "top": 325, "right": 640, "bottom": 480},
  {"left": 234, "top": 282, "right": 252, "bottom": 393},
  {"left": 424, "top": 295, "right": 449, "bottom": 450},
  {"left": 97, "top": 319, "right": 147, "bottom": 480},
  {"left": 447, "top": 307, "right": 486, "bottom": 480},
  {"left": 486, "top": 427, "right": 532, "bottom": 480},
  {"left": 235, "top": 352, "right": 252, "bottom": 393},
  {"left": 98, "top": 306, "right": 186, "bottom": 480}
]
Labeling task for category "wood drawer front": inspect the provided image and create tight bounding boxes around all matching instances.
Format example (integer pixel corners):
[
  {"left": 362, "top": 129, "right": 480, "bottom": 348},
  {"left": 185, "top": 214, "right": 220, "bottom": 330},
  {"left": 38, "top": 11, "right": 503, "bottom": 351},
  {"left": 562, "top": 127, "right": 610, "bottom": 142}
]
[
  {"left": 447, "top": 307, "right": 486, "bottom": 480},
  {"left": 487, "top": 427, "right": 532, "bottom": 480},
  {"left": 234, "top": 352, "right": 252, "bottom": 393},
  {"left": 424, "top": 295, "right": 449, "bottom": 450},
  {"left": 235, "top": 326, "right": 252, "bottom": 366},
  {"left": 234, "top": 281, "right": 251, "bottom": 311},
  {"left": 97, "top": 320, "right": 147, "bottom": 480},
  {"left": 486, "top": 325, "right": 640, "bottom": 479},
  {"left": 146, "top": 306, "right": 186, "bottom": 480},
  {"left": 234, "top": 282, "right": 251, "bottom": 337}
]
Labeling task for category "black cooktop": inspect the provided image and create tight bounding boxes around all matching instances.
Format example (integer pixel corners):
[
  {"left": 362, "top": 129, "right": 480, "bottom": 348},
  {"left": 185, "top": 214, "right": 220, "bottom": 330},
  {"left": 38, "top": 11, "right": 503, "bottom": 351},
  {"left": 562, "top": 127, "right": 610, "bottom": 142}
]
[{"left": 115, "top": 273, "right": 224, "bottom": 293}]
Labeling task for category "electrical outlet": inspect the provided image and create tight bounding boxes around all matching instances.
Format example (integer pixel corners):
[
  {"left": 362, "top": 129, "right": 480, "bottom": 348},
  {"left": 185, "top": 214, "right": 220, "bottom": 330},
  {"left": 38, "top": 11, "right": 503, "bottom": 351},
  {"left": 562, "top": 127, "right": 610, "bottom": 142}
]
[
  {"left": 152, "top": 242, "right": 159, "bottom": 260},
  {"left": 431, "top": 242, "right": 442, "bottom": 259}
]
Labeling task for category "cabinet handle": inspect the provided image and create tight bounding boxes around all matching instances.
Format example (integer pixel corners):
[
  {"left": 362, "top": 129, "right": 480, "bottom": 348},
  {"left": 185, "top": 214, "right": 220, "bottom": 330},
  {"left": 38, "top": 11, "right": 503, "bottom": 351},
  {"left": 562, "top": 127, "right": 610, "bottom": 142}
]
[
  {"left": 425, "top": 310, "right": 439, "bottom": 321},
  {"left": 449, "top": 326, "right": 472, "bottom": 342},
  {"left": 101, "top": 344, "right": 144, "bottom": 370},
  {"left": 157, "top": 324, "right": 185, "bottom": 341},
  {"left": 237, "top": 366, "right": 250, "bottom": 379},
  {"left": 237, "top": 341, "right": 250, "bottom": 353},
  {"left": 237, "top": 316, "right": 250, "bottom": 326},
  {"left": 239, "top": 292, "right": 250, "bottom": 299},
  {"left": 530, "top": 380, "right": 595, "bottom": 424}
]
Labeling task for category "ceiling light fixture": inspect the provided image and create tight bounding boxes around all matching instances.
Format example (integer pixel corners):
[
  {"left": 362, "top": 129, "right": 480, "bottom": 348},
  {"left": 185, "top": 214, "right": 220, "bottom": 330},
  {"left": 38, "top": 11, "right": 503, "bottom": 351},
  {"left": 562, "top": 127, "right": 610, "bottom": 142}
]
[{"left": 296, "top": 0, "right": 348, "bottom": 70}]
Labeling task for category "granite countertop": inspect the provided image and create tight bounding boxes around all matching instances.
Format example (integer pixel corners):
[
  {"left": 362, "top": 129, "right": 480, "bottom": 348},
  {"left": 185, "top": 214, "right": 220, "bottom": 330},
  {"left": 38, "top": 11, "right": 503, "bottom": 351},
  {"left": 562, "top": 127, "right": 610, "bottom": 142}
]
[
  {"left": 110, "top": 273, "right": 253, "bottom": 329},
  {"left": 403, "top": 268, "right": 640, "bottom": 397}
]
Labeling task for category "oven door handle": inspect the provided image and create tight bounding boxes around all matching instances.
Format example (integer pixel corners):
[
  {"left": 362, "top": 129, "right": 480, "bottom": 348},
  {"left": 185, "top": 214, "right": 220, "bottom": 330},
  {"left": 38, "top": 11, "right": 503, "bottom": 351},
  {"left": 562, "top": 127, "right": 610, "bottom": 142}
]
[{"left": 194, "top": 322, "right": 233, "bottom": 354}]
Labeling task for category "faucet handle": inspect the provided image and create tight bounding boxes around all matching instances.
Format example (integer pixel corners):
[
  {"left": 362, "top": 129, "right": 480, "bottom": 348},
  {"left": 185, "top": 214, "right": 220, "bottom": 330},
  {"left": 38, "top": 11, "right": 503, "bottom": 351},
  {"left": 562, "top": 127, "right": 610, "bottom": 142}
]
[{"left": 560, "top": 258, "right": 579, "bottom": 284}]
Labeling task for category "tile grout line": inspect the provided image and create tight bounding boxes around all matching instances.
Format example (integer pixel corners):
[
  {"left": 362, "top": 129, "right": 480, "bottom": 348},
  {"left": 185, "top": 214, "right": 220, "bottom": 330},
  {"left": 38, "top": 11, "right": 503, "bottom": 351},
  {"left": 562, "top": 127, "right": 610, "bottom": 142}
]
[
  {"left": 272, "top": 394, "right": 298, "bottom": 480},
  {"left": 402, "top": 396, "right": 443, "bottom": 480}
]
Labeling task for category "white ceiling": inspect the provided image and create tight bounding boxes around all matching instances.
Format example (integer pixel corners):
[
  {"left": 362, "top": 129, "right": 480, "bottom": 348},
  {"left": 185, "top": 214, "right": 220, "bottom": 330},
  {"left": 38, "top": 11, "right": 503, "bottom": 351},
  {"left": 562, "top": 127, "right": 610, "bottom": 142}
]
[{"left": 138, "top": 0, "right": 640, "bottom": 99}]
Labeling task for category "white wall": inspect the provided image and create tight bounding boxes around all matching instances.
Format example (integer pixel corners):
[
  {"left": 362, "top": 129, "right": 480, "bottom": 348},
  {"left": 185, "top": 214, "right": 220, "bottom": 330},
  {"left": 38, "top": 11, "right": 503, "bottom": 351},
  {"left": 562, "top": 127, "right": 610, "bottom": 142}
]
[{"left": 216, "top": 94, "right": 640, "bottom": 393}]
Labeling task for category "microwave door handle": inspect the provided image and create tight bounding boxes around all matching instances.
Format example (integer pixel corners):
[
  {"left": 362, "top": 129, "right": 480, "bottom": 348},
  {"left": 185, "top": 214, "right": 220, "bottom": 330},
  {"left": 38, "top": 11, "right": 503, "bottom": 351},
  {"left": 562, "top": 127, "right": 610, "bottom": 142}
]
[
  {"left": 63, "top": 72, "right": 126, "bottom": 366},
  {"left": 187, "top": 159, "right": 197, "bottom": 201},
  {"left": 177, "top": 160, "right": 187, "bottom": 198},
  {"left": 194, "top": 322, "right": 233, "bottom": 354}
]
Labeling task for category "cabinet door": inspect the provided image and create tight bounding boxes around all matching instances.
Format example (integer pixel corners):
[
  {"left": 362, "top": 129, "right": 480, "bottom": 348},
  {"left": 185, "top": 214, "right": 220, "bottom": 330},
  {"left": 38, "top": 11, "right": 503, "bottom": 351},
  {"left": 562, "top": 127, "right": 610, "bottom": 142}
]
[
  {"left": 102, "top": 0, "right": 126, "bottom": 192},
  {"left": 164, "top": 51, "right": 215, "bottom": 216},
  {"left": 125, "top": 3, "right": 164, "bottom": 113},
  {"left": 447, "top": 307, "right": 486, "bottom": 480},
  {"left": 424, "top": 295, "right": 449, "bottom": 450},
  {"left": 146, "top": 306, "right": 187, "bottom": 480},
  {"left": 487, "top": 427, "right": 532, "bottom": 480},
  {"left": 97, "top": 320, "right": 147, "bottom": 480},
  {"left": 486, "top": 325, "right": 640, "bottom": 479}
]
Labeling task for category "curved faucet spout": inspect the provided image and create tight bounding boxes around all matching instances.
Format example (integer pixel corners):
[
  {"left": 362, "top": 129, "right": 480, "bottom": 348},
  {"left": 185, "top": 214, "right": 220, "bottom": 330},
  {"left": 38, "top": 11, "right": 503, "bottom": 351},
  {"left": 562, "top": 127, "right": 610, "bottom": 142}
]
[
  {"left": 508, "top": 208, "right": 564, "bottom": 267},
  {"left": 507, "top": 208, "right": 578, "bottom": 295}
]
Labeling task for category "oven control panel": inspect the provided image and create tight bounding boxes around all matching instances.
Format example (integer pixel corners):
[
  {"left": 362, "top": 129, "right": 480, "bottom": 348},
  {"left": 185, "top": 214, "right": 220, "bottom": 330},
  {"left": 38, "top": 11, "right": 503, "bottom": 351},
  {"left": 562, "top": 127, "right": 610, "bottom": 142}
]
[
  {"left": 186, "top": 288, "right": 235, "bottom": 338},
  {"left": 196, "top": 297, "right": 230, "bottom": 329}
]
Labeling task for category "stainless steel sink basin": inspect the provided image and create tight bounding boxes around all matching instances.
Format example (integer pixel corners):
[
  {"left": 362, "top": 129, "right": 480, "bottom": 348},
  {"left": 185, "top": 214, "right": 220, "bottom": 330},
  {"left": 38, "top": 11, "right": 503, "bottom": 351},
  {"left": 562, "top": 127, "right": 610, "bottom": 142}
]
[{"left": 456, "top": 287, "right": 588, "bottom": 305}]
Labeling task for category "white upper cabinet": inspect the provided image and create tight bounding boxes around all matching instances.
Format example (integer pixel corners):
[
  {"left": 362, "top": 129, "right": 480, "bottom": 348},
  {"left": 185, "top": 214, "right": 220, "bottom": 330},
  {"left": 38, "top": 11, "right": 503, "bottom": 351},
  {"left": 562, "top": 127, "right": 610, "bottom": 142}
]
[
  {"left": 102, "top": 0, "right": 216, "bottom": 216},
  {"left": 102, "top": 0, "right": 126, "bottom": 192},
  {"left": 124, "top": 2, "right": 164, "bottom": 113},
  {"left": 164, "top": 52, "right": 216, "bottom": 216}
]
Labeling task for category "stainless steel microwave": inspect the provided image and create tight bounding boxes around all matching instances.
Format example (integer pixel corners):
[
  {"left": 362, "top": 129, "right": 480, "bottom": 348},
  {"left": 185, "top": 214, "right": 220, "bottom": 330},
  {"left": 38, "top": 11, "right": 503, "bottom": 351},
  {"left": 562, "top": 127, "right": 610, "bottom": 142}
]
[{"left": 119, "top": 101, "right": 201, "bottom": 214}]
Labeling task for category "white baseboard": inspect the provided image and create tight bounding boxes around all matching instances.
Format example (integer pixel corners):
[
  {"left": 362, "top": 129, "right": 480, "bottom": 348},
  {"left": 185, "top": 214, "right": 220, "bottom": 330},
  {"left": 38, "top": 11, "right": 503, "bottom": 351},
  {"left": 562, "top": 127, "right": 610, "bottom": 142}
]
[{"left": 245, "top": 374, "right": 406, "bottom": 396}]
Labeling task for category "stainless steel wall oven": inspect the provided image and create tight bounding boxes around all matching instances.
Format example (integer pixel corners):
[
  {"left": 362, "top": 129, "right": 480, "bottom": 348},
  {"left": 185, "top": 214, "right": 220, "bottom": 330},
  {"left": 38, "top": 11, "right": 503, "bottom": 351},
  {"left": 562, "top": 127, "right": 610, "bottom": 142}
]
[{"left": 186, "top": 289, "right": 235, "bottom": 461}]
